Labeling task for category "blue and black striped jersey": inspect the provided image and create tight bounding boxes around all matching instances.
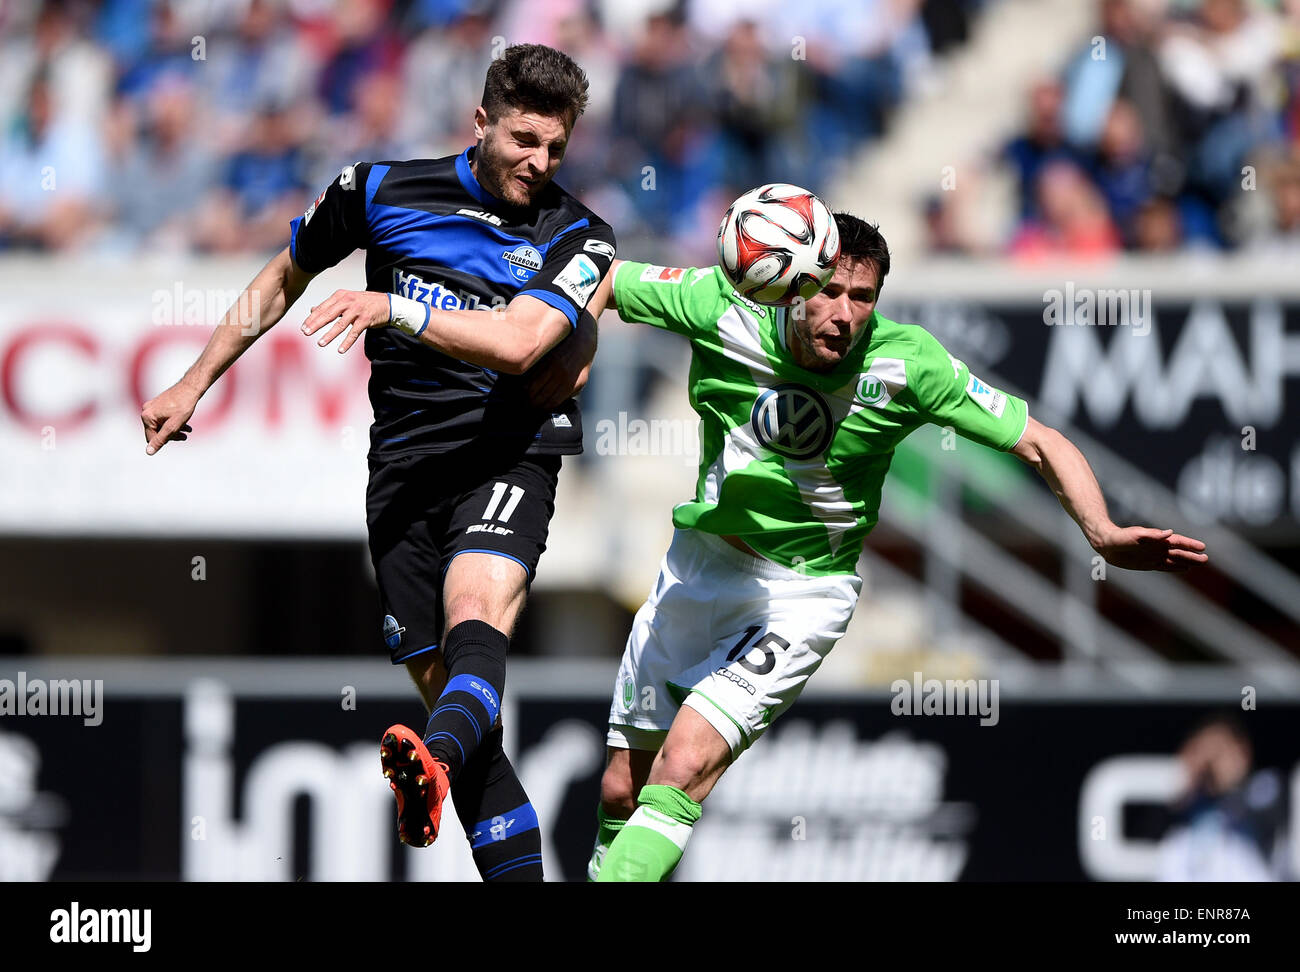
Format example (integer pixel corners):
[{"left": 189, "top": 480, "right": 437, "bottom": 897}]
[{"left": 289, "top": 146, "right": 616, "bottom": 460}]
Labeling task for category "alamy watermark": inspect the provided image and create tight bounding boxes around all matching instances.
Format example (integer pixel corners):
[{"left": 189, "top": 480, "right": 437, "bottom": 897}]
[
  {"left": 0, "top": 672, "right": 103, "bottom": 726},
  {"left": 49, "top": 902, "right": 150, "bottom": 951},
  {"left": 1042, "top": 282, "right": 1151, "bottom": 336},
  {"left": 152, "top": 283, "right": 263, "bottom": 336},
  {"left": 890, "top": 672, "right": 999, "bottom": 726},
  {"left": 594, "top": 411, "right": 699, "bottom": 466}
]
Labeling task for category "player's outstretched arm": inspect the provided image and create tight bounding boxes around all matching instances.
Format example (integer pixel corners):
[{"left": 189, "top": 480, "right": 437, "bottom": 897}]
[
  {"left": 299, "top": 290, "right": 572, "bottom": 375},
  {"left": 1011, "top": 415, "right": 1209, "bottom": 572},
  {"left": 140, "top": 246, "right": 315, "bottom": 455}
]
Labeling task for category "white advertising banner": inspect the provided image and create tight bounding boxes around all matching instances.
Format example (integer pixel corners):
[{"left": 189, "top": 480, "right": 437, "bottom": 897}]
[{"left": 0, "top": 255, "right": 375, "bottom": 538}]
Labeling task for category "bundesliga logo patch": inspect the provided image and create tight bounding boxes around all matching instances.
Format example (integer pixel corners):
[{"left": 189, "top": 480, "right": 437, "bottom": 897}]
[{"left": 640, "top": 265, "right": 685, "bottom": 283}]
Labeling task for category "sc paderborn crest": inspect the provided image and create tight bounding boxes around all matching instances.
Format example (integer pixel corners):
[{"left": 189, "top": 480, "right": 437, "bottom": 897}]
[{"left": 750, "top": 383, "right": 833, "bottom": 460}]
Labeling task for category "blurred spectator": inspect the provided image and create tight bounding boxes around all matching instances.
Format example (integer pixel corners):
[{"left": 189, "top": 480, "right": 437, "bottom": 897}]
[
  {"left": 398, "top": 9, "right": 496, "bottom": 158},
  {"left": 704, "top": 19, "right": 803, "bottom": 199},
  {"left": 1008, "top": 159, "right": 1121, "bottom": 260},
  {"left": 1157, "top": 714, "right": 1288, "bottom": 882},
  {"left": 611, "top": 12, "right": 719, "bottom": 237},
  {"left": 1246, "top": 159, "right": 1300, "bottom": 256},
  {"left": 1090, "top": 98, "right": 1153, "bottom": 246},
  {"left": 196, "top": 105, "right": 310, "bottom": 254},
  {"left": 106, "top": 78, "right": 217, "bottom": 253},
  {"left": 203, "top": 0, "right": 318, "bottom": 153},
  {"left": 0, "top": 72, "right": 106, "bottom": 251},
  {"left": 1159, "top": 0, "right": 1281, "bottom": 201},
  {"left": 1003, "top": 80, "right": 1081, "bottom": 222},
  {"left": 115, "top": 0, "right": 200, "bottom": 101},
  {"left": 0, "top": 0, "right": 957, "bottom": 255},
  {"left": 776, "top": 0, "right": 924, "bottom": 181},
  {"left": 547, "top": 9, "right": 619, "bottom": 197},
  {"left": 1133, "top": 195, "right": 1184, "bottom": 252},
  {"left": 0, "top": 0, "right": 112, "bottom": 128},
  {"left": 1061, "top": 0, "right": 1178, "bottom": 158},
  {"left": 992, "top": 0, "right": 1300, "bottom": 258},
  {"left": 316, "top": 0, "right": 403, "bottom": 116}
]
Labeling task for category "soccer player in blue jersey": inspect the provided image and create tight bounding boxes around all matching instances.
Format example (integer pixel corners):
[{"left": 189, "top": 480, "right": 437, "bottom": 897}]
[{"left": 140, "top": 45, "right": 616, "bottom": 881}]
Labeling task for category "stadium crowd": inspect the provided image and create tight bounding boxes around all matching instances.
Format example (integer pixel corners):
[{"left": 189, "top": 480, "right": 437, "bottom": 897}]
[
  {"left": 927, "top": 0, "right": 1300, "bottom": 257},
  {"left": 0, "top": 0, "right": 982, "bottom": 264}
]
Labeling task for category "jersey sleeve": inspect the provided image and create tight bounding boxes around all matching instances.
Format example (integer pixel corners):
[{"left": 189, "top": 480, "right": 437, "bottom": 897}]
[
  {"left": 516, "top": 222, "right": 617, "bottom": 328},
  {"left": 611, "top": 262, "right": 730, "bottom": 338},
  {"left": 912, "top": 332, "right": 1029, "bottom": 451},
  {"left": 289, "top": 162, "right": 371, "bottom": 273}
]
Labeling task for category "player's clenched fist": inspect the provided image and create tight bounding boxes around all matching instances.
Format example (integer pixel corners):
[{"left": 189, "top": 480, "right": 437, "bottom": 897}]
[
  {"left": 301, "top": 289, "right": 392, "bottom": 353},
  {"left": 140, "top": 381, "right": 198, "bottom": 455}
]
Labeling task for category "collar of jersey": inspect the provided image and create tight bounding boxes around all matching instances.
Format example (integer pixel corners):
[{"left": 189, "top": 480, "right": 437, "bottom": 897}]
[
  {"left": 456, "top": 145, "right": 508, "bottom": 209},
  {"left": 770, "top": 307, "right": 876, "bottom": 388}
]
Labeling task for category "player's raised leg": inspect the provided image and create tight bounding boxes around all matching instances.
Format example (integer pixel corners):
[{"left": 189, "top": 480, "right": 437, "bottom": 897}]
[{"left": 384, "top": 551, "right": 526, "bottom": 848}]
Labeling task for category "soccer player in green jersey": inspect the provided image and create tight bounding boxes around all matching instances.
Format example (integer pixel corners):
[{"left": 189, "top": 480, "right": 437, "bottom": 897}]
[{"left": 585, "top": 213, "right": 1209, "bottom": 882}]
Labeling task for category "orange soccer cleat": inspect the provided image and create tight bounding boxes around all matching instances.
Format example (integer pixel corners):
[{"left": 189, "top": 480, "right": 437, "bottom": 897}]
[{"left": 380, "top": 725, "right": 451, "bottom": 847}]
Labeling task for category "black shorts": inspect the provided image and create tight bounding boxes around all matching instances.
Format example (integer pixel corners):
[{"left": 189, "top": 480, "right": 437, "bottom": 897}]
[{"left": 366, "top": 447, "right": 562, "bottom": 664}]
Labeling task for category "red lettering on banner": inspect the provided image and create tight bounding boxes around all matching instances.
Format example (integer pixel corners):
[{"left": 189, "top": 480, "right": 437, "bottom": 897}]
[
  {"left": 129, "top": 329, "right": 237, "bottom": 430},
  {"left": 265, "top": 335, "right": 366, "bottom": 428},
  {"left": 1, "top": 325, "right": 97, "bottom": 432}
]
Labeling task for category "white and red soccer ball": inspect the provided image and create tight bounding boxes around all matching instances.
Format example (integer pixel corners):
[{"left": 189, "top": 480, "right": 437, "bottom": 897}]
[{"left": 716, "top": 183, "right": 840, "bottom": 306}]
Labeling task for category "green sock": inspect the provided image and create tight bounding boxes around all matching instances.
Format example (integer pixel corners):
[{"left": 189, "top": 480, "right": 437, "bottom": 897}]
[
  {"left": 587, "top": 805, "right": 627, "bottom": 881},
  {"left": 594, "top": 784, "right": 702, "bottom": 883}
]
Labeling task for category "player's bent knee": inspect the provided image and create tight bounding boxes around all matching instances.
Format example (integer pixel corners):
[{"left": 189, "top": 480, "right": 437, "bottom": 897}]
[{"left": 599, "top": 757, "right": 637, "bottom": 817}]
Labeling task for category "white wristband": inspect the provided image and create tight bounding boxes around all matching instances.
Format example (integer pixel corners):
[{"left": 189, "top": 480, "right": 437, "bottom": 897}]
[{"left": 389, "top": 294, "right": 430, "bottom": 336}]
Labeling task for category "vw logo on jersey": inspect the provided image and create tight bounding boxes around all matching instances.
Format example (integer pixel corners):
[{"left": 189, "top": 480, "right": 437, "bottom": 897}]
[
  {"left": 382, "top": 614, "right": 406, "bottom": 650},
  {"left": 502, "top": 244, "right": 543, "bottom": 281},
  {"left": 750, "top": 383, "right": 833, "bottom": 460}
]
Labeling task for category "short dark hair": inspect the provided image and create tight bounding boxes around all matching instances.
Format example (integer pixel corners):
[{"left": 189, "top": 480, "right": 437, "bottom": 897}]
[
  {"left": 833, "top": 212, "right": 890, "bottom": 290},
  {"left": 481, "top": 44, "right": 590, "bottom": 127}
]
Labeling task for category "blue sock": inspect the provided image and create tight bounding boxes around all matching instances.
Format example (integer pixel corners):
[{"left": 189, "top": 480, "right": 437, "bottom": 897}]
[
  {"left": 453, "top": 725, "right": 543, "bottom": 881},
  {"left": 422, "top": 620, "right": 506, "bottom": 781}
]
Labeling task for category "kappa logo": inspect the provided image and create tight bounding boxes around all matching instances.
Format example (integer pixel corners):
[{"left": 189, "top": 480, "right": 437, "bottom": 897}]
[
  {"left": 751, "top": 384, "right": 833, "bottom": 460},
  {"left": 730, "top": 290, "right": 767, "bottom": 317},
  {"left": 502, "top": 244, "right": 543, "bottom": 281}
]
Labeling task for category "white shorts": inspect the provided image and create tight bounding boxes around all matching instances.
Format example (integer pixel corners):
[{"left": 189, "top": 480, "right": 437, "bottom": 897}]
[{"left": 606, "top": 528, "right": 861, "bottom": 760}]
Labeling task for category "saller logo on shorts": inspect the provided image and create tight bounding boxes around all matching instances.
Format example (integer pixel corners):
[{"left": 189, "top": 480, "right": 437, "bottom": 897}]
[{"left": 750, "top": 384, "right": 833, "bottom": 460}]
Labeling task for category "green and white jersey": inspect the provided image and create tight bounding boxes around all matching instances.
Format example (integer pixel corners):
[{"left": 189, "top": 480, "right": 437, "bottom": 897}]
[{"left": 612, "top": 261, "right": 1030, "bottom": 577}]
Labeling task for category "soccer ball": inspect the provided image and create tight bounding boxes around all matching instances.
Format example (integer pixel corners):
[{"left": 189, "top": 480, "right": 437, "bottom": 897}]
[{"left": 716, "top": 184, "right": 840, "bottom": 306}]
